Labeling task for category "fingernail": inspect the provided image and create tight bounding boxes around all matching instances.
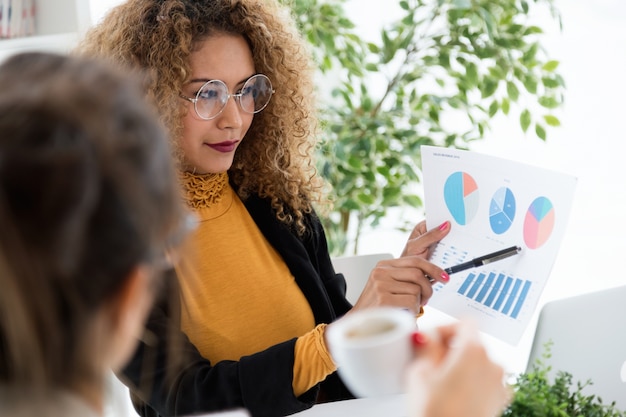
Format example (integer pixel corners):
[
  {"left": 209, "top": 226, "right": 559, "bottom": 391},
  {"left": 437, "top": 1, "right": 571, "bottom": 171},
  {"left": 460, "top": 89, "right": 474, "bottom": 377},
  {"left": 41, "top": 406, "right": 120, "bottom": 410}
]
[
  {"left": 412, "top": 332, "right": 428, "bottom": 346},
  {"left": 438, "top": 221, "right": 448, "bottom": 231},
  {"left": 441, "top": 272, "right": 449, "bottom": 282}
]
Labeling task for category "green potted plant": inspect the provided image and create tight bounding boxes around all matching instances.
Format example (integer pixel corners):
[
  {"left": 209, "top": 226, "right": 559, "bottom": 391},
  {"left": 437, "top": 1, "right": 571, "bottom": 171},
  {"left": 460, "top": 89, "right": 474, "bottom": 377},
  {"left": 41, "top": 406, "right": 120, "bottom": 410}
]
[
  {"left": 503, "top": 344, "right": 625, "bottom": 417},
  {"left": 284, "top": 0, "right": 565, "bottom": 255}
]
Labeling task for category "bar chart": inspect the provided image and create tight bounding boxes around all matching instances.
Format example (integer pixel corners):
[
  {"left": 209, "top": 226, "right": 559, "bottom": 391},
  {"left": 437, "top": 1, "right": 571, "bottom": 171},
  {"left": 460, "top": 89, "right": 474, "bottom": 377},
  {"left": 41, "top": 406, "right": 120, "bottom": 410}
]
[{"left": 456, "top": 272, "right": 532, "bottom": 319}]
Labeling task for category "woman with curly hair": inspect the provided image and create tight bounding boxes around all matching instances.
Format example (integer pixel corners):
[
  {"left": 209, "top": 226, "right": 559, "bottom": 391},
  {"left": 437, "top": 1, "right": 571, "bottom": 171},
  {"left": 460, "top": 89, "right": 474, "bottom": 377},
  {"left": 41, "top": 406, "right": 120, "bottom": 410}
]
[{"left": 76, "top": 1, "right": 452, "bottom": 416}]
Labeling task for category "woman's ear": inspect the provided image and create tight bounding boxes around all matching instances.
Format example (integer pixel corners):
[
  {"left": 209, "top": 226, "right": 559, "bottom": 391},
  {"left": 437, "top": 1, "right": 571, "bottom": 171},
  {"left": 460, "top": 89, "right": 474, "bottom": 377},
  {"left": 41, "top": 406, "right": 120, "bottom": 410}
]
[{"left": 106, "top": 265, "right": 156, "bottom": 372}]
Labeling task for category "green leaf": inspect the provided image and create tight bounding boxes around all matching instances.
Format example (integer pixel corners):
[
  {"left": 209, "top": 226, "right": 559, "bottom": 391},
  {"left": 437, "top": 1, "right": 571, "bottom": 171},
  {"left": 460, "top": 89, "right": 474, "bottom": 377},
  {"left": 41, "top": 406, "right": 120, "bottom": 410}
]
[
  {"left": 535, "top": 123, "right": 547, "bottom": 140},
  {"left": 382, "top": 187, "right": 402, "bottom": 201},
  {"left": 481, "top": 78, "right": 498, "bottom": 98},
  {"left": 367, "top": 42, "right": 380, "bottom": 53},
  {"left": 347, "top": 155, "right": 363, "bottom": 169},
  {"left": 543, "top": 60, "right": 560, "bottom": 72},
  {"left": 507, "top": 81, "right": 520, "bottom": 101},
  {"left": 377, "top": 165, "right": 391, "bottom": 177},
  {"left": 448, "top": 96, "right": 463, "bottom": 109},
  {"left": 438, "top": 51, "right": 451, "bottom": 69},
  {"left": 488, "top": 100, "right": 499, "bottom": 117},
  {"left": 524, "top": 25, "right": 543, "bottom": 35},
  {"left": 520, "top": 109, "right": 531, "bottom": 132},
  {"left": 465, "top": 63, "right": 479, "bottom": 87},
  {"left": 479, "top": 6, "right": 497, "bottom": 39},
  {"left": 357, "top": 192, "right": 376, "bottom": 205},
  {"left": 401, "top": 14, "right": 414, "bottom": 26},
  {"left": 542, "top": 76, "right": 561, "bottom": 88},
  {"left": 538, "top": 96, "right": 560, "bottom": 109},
  {"left": 403, "top": 194, "right": 422, "bottom": 207},
  {"left": 523, "top": 75, "right": 538, "bottom": 94},
  {"left": 522, "top": 43, "right": 539, "bottom": 63},
  {"left": 521, "top": 0, "right": 529, "bottom": 14},
  {"left": 543, "top": 114, "right": 561, "bottom": 127},
  {"left": 501, "top": 97, "right": 511, "bottom": 115},
  {"left": 363, "top": 170, "right": 376, "bottom": 182}
]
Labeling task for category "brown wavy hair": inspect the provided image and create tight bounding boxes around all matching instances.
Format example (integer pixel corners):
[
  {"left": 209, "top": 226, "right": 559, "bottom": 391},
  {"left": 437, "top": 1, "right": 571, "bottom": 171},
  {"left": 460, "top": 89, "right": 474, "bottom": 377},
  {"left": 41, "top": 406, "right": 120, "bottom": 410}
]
[
  {"left": 75, "top": 0, "right": 325, "bottom": 235},
  {"left": 0, "top": 52, "right": 186, "bottom": 391}
]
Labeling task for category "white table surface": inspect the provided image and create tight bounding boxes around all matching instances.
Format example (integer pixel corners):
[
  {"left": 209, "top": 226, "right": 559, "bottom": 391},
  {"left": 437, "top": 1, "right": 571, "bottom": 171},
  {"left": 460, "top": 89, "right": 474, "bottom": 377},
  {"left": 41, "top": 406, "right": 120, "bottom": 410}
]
[{"left": 290, "top": 394, "right": 408, "bottom": 417}]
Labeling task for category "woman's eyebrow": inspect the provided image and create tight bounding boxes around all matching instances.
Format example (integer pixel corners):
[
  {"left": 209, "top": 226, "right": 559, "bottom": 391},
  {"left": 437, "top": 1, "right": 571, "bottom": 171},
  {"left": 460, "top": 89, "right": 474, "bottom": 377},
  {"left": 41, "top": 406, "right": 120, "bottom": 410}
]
[{"left": 189, "top": 78, "right": 212, "bottom": 84}]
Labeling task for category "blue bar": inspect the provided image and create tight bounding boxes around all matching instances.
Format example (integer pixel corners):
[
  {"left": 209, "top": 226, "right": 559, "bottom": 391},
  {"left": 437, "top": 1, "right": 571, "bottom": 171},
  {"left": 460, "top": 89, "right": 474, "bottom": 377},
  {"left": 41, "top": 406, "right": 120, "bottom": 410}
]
[
  {"left": 511, "top": 280, "right": 532, "bottom": 319},
  {"left": 458, "top": 273, "right": 476, "bottom": 295},
  {"left": 485, "top": 274, "right": 504, "bottom": 307},
  {"left": 476, "top": 273, "right": 495, "bottom": 303},
  {"left": 467, "top": 273, "right": 485, "bottom": 299},
  {"left": 502, "top": 278, "right": 522, "bottom": 315},
  {"left": 493, "top": 276, "right": 513, "bottom": 311}
]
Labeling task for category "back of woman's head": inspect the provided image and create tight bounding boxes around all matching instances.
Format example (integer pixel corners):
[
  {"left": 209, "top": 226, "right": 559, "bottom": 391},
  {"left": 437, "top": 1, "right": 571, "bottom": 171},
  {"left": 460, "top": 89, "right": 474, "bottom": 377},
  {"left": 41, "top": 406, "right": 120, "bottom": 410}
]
[{"left": 0, "top": 52, "right": 186, "bottom": 390}]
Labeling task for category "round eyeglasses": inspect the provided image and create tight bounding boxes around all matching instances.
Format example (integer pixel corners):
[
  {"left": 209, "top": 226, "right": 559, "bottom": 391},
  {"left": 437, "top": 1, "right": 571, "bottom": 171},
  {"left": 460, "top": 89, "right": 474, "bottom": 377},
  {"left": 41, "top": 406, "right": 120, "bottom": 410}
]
[{"left": 180, "top": 74, "right": 275, "bottom": 120}]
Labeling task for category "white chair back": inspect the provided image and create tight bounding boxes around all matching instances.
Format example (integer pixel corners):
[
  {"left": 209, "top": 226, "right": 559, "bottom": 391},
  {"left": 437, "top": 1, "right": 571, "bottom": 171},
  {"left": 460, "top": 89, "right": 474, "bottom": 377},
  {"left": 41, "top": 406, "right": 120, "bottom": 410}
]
[{"left": 331, "top": 253, "right": 394, "bottom": 304}]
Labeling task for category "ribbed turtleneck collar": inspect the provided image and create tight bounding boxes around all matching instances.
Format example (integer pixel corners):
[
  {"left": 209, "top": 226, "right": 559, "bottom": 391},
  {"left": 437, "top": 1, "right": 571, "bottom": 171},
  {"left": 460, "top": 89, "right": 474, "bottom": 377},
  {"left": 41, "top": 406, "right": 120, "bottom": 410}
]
[{"left": 179, "top": 171, "right": 230, "bottom": 209}]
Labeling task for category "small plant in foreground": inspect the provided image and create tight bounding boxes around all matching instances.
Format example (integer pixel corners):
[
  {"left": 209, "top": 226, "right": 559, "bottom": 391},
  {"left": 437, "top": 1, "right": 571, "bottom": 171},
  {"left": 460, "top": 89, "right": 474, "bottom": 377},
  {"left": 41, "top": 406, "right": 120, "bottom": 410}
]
[{"left": 502, "top": 342, "right": 625, "bottom": 417}]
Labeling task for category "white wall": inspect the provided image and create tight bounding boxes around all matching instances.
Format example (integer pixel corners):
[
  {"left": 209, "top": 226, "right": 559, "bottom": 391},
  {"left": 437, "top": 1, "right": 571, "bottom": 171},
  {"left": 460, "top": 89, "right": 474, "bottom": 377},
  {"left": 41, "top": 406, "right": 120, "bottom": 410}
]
[{"left": 90, "top": 0, "right": 126, "bottom": 25}]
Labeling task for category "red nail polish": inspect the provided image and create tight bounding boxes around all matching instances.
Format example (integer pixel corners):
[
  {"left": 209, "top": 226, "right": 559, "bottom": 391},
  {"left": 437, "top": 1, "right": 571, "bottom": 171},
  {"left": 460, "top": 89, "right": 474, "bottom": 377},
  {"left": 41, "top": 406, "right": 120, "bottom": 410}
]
[
  {"left": 438, "top": 221, "right": 448, "bottom": 231},
  {"left": 441, "top": 272, "right": 449, "bottom": 282},
  {"left": 412, "top": 332, "right": 428, "bottom": 346}
]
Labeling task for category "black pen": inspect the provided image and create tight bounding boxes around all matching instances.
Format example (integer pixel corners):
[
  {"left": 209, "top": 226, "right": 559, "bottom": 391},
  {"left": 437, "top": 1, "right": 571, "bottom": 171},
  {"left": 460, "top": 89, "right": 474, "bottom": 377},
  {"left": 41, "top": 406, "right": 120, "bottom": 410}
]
[{"left": 444, "top": 245, "right": 522, "bottom": 275}]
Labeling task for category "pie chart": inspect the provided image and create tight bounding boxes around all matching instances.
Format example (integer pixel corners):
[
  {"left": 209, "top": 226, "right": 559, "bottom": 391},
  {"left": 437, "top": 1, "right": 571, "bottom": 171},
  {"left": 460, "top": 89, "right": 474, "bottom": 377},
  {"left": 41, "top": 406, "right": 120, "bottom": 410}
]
[
  {"left": 523, "top": 196, "right": 555, "bottom": 249},
  {"left": 489, "top": 187, "right": 516, "bottom": 234},
  {"left": 443, "top": 171, "right": 479, "bottom": 225}
]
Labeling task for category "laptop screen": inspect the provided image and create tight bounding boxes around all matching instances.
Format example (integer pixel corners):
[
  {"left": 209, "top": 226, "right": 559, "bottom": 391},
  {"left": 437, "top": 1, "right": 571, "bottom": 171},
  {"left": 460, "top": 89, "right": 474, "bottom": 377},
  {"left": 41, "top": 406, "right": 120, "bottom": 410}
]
[{"left": 526, "top": 285, "right": 626, "bottom": 410}]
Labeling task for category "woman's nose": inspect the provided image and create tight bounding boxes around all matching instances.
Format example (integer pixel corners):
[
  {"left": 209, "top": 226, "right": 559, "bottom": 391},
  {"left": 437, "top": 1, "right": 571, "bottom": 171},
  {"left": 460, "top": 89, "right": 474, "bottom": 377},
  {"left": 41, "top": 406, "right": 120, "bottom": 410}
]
[{"left": 216, "top": 96, "right": 243, "bottom": 128}]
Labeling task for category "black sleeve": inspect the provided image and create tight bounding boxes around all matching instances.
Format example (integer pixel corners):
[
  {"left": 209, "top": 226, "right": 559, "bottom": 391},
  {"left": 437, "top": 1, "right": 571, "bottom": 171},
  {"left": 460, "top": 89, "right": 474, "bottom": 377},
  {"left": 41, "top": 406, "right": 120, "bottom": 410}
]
[
  {"left": 304, "top": 211, "right": 353, "bottom": 318},
  {"left": 120, "top": 276, "right": 320, "bottom": 417}
]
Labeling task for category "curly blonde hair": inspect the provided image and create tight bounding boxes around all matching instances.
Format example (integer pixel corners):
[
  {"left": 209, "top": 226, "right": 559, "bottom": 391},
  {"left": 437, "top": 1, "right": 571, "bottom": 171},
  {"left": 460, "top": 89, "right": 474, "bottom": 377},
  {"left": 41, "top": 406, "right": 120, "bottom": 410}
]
[{"left": 76, "top": 0, "right": 325, "bottom": 234}]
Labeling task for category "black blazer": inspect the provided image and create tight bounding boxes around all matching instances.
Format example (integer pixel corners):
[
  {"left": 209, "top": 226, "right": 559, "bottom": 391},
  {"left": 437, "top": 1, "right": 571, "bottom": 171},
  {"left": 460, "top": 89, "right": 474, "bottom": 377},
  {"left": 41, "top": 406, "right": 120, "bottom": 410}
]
[{"left": 121, "top": 194, "right": 354, "bottom": 417}]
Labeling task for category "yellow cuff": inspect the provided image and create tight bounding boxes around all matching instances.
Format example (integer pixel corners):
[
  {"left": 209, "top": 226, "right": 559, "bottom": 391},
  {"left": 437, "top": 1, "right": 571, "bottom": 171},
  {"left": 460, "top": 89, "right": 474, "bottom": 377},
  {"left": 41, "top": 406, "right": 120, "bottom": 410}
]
[{"left": 292, "top": 323, "right": 336, "bottom": 396}]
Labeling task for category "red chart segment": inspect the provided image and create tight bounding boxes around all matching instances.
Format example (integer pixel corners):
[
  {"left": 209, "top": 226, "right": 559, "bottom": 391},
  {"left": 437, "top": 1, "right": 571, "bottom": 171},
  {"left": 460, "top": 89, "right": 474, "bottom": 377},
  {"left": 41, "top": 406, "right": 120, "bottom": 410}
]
[{"left": 523, "top": 197, "right": 555, "bottom": 249}]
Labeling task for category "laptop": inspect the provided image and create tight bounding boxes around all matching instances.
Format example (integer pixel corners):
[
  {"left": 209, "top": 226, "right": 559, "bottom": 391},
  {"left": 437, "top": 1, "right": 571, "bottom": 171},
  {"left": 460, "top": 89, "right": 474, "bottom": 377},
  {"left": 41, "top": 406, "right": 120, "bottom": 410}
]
[{"left": 526, "top": 285, "right": 626, "bottom": 410}]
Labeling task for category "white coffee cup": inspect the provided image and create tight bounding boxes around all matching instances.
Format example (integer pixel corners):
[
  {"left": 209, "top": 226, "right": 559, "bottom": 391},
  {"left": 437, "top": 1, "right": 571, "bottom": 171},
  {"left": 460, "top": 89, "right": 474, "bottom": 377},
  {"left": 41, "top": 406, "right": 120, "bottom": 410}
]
[{"left": 326, "top": 307, "right": 416, "bottom": 397}]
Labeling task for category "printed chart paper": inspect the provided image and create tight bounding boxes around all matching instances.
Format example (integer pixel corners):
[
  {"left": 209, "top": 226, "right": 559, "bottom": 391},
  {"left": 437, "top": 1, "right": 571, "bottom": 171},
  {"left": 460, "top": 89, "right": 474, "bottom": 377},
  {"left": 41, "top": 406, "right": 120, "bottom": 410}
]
[{"left": 421, "top": 146, "right": 577, "bottom": 345}]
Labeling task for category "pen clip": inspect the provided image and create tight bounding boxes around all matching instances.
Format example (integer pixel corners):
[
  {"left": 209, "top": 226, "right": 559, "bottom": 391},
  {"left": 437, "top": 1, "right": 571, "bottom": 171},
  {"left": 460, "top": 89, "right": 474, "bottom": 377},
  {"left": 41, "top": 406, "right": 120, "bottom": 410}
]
[{"left": 480, "top": 246, "right": 521, "bottom": 265}]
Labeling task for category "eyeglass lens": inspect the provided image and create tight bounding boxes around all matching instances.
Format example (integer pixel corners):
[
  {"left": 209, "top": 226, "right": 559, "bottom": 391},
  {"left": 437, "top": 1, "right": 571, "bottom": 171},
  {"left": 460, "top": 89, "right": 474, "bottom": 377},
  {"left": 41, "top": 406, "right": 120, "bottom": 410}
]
[{"left": 194, "top": 74, "right": 273, "bottom": 120}]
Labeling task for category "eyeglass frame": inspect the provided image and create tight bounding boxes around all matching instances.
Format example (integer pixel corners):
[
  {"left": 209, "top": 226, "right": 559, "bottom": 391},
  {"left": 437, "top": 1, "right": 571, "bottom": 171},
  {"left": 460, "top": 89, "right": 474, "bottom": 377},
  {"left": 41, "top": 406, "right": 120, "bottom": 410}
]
[{"left": 179, "top": 73, "right": 275, "bottom": 121}]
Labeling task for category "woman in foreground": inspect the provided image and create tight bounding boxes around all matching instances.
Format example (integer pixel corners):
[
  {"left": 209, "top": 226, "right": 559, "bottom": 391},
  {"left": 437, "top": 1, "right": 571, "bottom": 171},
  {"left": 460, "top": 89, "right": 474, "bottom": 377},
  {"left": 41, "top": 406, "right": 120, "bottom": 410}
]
[{"left": 0, "top": 51, "right": 186, "bottom": 416}]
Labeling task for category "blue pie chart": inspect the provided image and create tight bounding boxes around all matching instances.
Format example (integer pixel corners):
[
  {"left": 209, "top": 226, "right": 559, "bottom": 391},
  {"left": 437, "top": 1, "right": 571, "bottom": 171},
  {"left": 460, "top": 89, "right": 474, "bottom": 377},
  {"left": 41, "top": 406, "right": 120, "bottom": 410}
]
[
  {"left": 489, "top": 187, "right": 516, "bottom": 234},
  {"left": 444, "top": 171, "right": 479, "bottom": 226}
]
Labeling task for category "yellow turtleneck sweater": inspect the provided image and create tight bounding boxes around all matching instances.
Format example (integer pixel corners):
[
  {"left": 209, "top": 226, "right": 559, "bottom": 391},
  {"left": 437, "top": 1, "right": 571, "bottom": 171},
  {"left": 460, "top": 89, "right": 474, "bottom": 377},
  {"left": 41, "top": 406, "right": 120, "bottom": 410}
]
[{"left": 176, "top": 172, "right": 336, "bottom": 397}]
